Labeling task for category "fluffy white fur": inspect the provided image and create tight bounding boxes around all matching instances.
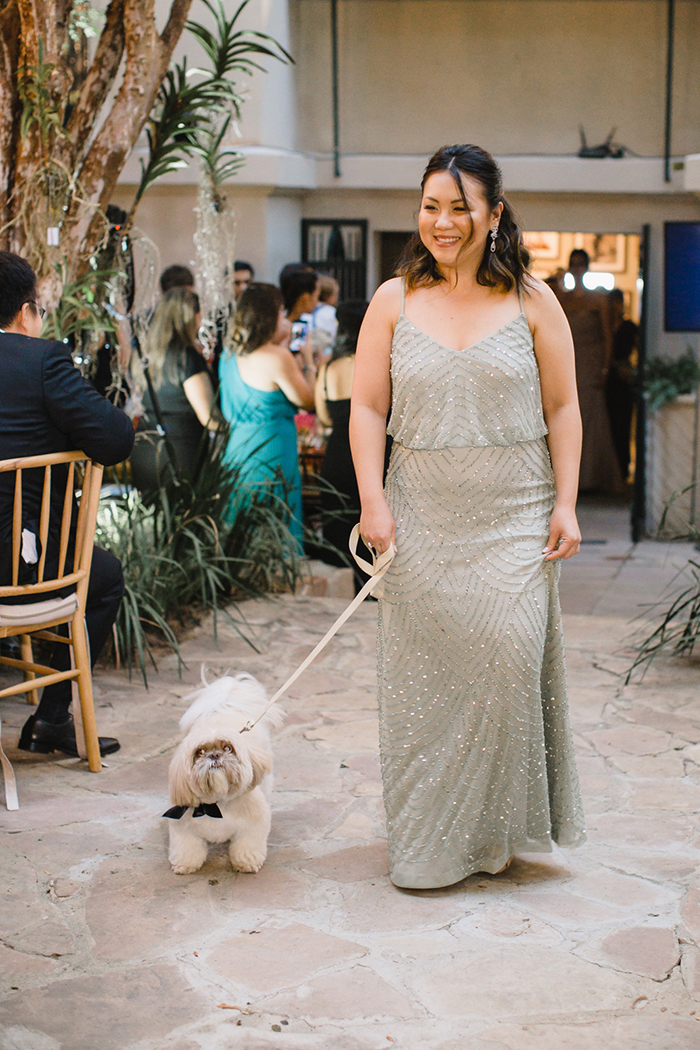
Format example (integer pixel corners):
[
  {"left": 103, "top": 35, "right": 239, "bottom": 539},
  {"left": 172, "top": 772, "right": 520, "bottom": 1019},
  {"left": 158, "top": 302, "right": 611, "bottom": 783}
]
[{"left": 167, "top": 673, "right": 283, "bottom": 875}]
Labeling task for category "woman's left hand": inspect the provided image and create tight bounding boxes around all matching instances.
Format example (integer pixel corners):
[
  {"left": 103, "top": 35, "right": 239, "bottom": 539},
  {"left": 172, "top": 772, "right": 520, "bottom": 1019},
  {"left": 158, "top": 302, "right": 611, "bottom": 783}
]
[{"left": 542, "top": 504, "right": 581, "bottom": 561}]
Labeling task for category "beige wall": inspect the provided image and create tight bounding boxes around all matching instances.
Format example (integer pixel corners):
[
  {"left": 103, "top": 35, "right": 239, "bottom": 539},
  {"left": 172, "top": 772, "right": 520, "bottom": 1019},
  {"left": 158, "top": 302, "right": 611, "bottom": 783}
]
[{"left": 296, "top": 0, "right": 700, "bottom": 158}]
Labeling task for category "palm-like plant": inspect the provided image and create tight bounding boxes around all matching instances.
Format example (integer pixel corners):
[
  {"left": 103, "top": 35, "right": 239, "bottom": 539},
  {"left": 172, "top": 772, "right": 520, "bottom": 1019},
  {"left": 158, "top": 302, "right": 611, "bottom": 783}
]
[
  {"left": 130, "top": 0, "right": 292, "bottom": 218},
  {"left": 187, "top": 0, "right": 292, "bottom": 89}
]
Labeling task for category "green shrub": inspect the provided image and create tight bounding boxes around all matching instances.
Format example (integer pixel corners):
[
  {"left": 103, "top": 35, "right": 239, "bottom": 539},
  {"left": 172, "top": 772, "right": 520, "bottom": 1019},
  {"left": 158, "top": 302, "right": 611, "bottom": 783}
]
[
  {"left": 97, "top": 433, "right": 303, "bottom": 683},
  {"left": 643, "top": 348, "right": 700, "bottom": 415}
]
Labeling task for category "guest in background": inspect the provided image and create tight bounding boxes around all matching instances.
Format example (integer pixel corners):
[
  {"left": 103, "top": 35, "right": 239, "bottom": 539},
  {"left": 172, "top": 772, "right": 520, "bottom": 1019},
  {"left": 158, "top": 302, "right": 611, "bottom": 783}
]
[
  {"left": 606, "top": 288, "right": 637, "bottom": 482},
  {"left": 544, "top": 267, "right": 566, "bottom": 295},
  {"left": 159, "top": 265, "right": 194, "bottom": 295},
  {"left": 0, "top": 251, "right": 133, "bottom": 758},
  {"left": 130, "top": 288, "right": 216, "bottom": 492},
  {"left": 310, "top": 273, "right": 339, "bottom": 343},
  {"left": 280, "top": 264, "right": 319, "bottom": 323},
  {"left": 219, "top": 283, "right": 316, "bottom": 546},
  {"left": 558, "top": 249, "right": 624, "bottom": 494},
  {"left": 315, "top": 300, "right": 369, "bottom": 589},
  {"left": 280, "top": 264, "right": 320, "bottom": 361},
  {"left": 234, "top": 261, "right": 255, "bottom": 299}
]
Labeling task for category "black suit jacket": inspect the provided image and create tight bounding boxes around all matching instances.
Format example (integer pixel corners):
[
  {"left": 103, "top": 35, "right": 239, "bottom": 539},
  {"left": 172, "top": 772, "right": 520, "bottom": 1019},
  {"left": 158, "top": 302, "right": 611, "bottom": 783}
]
[{"left": 0, "top": 333, "right": 135, "bottom": 585}]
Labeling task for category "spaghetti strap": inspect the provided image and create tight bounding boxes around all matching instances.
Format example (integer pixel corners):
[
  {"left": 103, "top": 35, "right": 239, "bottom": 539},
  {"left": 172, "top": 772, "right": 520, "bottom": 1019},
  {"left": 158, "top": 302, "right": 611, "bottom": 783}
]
[
  {"left": 518, "top": 284, "right": 525, "bottom": 312},
  {"left": 400, "top": 278, "right": 406, "bottom": 314}
]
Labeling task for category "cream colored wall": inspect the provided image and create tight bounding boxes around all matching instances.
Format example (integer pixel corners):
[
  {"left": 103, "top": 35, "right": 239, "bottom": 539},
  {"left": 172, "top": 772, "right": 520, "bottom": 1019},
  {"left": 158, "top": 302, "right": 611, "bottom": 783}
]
[{"left": 296, "top": 0, "right": 700, "bottom": 158}]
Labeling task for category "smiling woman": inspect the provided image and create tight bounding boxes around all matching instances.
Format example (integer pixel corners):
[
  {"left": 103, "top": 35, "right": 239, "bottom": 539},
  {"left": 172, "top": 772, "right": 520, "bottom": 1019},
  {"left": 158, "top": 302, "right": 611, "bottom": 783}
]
[
  {"left": 350, "top": 143, "right": 586, "bottom": 889},
  {"left": 401, "top": 146, "right": 530, "bottom": 307}
]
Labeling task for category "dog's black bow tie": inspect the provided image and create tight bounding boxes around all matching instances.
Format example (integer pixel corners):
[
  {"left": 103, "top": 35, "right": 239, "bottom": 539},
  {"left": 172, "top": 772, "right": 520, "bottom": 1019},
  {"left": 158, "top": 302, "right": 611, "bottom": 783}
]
[{"left": 162, "top": 802, "right": 223, "bottom": 819}]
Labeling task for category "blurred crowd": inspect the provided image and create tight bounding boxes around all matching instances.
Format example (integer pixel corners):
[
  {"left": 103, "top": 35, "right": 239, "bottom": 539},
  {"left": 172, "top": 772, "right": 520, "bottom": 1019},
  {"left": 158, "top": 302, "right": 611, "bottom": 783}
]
[
  {"left": 119, "top": 247, "right": 638, "bottom": 575},
  {"left": 120, "top": 258, "right": 370, "bottom": 583}
]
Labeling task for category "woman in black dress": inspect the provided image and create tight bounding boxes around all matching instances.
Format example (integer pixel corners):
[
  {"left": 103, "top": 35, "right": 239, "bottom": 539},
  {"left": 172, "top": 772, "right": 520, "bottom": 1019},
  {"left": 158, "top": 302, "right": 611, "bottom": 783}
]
[
  {"left": 315, "top": 301, "right": 369, "bottom": 588},
  {"left": 130, "top": 288, "right": 216, "bottom": 492},
  {"left": 605, "top": 288, "right": 637, "bottom": 482}
]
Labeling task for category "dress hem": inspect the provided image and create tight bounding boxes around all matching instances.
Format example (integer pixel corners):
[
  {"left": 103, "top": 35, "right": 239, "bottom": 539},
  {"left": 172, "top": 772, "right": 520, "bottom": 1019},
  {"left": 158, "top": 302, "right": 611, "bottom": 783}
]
[{"left": 388, "top": 832, "right": 587, "bottom": 890}]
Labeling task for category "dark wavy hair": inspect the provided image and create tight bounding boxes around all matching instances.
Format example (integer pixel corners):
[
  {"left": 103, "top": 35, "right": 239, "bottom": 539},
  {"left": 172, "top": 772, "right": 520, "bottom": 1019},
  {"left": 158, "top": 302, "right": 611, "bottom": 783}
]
[
  {"left": 330, "top": 300, "right": 368, "bottom": 361},
  {"left": 397, "top": 144, "right": 531, "bottom": 294},
  {"left": 228, "top": 283, "right": 283, "bottom": 356}
]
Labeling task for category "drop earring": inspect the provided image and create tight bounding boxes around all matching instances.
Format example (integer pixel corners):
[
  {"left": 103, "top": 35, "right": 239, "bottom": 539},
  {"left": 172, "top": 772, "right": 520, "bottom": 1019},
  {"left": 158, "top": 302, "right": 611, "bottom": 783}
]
[{"left": 490, "top": 227, "right": 498, "bottom": 253}]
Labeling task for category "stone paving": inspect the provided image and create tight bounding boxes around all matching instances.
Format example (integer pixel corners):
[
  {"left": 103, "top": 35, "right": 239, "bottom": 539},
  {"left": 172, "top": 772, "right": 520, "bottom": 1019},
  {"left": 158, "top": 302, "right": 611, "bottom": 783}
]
[{"left": 1, "top": 500, "right": 700, "bottom": 1050}]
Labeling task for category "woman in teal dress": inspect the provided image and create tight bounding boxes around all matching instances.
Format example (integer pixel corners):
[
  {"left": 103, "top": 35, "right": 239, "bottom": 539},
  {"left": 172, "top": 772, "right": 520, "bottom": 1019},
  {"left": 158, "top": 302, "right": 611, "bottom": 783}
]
[{"left": 219, "top": 283, "right": 316, "bottom": 544}]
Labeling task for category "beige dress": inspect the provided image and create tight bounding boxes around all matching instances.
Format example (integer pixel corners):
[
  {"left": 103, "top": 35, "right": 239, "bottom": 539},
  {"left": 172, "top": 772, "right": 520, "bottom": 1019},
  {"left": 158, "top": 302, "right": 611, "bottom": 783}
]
[{"left": 377, "top": 286, "right": 586, "bottom": 889}]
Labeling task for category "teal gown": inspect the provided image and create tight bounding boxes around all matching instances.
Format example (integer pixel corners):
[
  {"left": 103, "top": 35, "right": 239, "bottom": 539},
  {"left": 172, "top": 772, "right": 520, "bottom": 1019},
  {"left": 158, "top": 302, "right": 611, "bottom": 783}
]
[{"left": 219, "top": 353, "right": 303, "bottom": 544}]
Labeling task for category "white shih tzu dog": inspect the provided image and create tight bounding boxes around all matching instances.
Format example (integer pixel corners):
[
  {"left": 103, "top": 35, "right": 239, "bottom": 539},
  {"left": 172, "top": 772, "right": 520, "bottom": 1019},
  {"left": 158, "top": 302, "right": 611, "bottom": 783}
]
[{"left": 164, "top": 673, "right": 283, "bottom": 875}]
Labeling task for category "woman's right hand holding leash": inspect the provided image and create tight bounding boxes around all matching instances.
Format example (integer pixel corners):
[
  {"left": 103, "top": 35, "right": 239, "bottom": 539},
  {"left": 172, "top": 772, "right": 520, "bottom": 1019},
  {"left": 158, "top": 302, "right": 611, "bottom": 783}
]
[{"left": 360, "top": 497, "right": 396, "bottom": 556}]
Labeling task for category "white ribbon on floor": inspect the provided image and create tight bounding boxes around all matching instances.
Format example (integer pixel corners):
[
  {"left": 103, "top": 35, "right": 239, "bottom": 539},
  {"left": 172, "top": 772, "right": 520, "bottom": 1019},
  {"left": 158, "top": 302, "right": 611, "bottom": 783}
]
[{"left": 241, "top": 524, "right": 395, "bottom": 733}]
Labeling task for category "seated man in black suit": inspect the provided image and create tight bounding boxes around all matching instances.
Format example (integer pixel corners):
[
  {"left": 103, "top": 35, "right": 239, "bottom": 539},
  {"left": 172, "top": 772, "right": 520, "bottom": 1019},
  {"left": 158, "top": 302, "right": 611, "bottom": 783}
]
[{"left": 0, "top": 251, "right": 135, "bottom": 757}]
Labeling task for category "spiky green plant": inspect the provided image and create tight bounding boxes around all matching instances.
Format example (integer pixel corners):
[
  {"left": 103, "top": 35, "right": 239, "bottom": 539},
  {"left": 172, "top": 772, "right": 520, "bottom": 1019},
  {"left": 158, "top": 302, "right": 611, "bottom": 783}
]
[
  {"left": 131, "top": 0, "right": 291, "bottom": 217},
  {"left": 187, "top": 0, "right": 293, "bottom": 90},
  {"left": 41, "top": 261, "right": 121, "bottom": 345},
  {"left": 626, "top": 559, "right": 700, "bottom": 682},
  {"left": 96, "top": 430, "right": 305, "bottom": 683},
  {"left": 130, "top": 61, "right": 223, "bottom": 215}
]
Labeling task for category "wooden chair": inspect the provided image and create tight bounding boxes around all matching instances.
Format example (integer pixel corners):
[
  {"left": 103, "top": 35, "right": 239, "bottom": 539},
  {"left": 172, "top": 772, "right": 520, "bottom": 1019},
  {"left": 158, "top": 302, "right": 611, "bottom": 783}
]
[{"left": 0, "top": 451, "right": 105, "bottom": 809}]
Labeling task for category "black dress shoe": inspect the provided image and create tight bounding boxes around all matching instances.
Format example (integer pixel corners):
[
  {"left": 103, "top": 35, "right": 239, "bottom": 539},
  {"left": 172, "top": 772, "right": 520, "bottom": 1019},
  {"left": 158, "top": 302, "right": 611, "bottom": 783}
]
[{"left": 18, "top": 714, "right": 120, "bottom": 757}]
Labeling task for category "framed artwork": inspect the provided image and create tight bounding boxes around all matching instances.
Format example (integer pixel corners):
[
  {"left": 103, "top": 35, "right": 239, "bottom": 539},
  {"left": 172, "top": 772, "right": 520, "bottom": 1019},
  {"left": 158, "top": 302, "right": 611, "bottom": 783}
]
[
  {"left": 576, "top": 233, "right": 627, "bottom": 272},
  {"left": 522, "top": 231, "right": 561, "bottom": 260}
]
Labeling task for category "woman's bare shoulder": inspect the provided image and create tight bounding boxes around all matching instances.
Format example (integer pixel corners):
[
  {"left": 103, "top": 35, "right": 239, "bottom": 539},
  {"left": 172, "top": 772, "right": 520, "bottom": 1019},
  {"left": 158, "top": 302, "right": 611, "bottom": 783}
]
[
  {"left": 522, "top": 277, "right": 566, "bottom": 322},
  {"left": 368, "top": 277, "right": 403, "bottom": 320}
]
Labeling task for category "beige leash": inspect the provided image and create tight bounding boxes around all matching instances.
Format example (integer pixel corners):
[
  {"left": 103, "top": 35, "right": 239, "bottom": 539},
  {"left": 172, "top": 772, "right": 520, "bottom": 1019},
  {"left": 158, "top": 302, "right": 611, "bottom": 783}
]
[
  {"left": 0, "top": 719, "right": 19, "bottom": 810},
  {"left": 241, "top": 524, "right": 395, "bottom": 732}
]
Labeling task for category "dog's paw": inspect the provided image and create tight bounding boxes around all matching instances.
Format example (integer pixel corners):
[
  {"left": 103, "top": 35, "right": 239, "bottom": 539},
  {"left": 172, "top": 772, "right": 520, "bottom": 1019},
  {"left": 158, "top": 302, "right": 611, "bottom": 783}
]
[
  {"left": 171, "top": 862, "right": 204, "bottom": 875},
  {"left": 229, "top": 847, "right": 266, "bottom": 873}
]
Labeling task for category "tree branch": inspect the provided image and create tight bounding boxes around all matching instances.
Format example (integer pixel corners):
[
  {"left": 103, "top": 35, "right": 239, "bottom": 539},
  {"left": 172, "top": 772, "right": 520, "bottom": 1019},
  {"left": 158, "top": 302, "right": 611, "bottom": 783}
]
[
  {"left": 160, "top": 0, "right": 193, "bottom": 51},
  {"left": 64, "top": 0, "right": 126, "bottom": 156},
  {"left": 64, "top": 0, "right": 194, "bottom": 263}
]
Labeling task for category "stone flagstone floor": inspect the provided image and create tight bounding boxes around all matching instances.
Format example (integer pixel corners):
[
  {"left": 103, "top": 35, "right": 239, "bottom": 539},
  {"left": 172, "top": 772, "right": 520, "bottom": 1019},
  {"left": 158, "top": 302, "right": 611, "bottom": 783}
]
[{"left": 1, "top": 500, "right": 700, "bottom": 1049}]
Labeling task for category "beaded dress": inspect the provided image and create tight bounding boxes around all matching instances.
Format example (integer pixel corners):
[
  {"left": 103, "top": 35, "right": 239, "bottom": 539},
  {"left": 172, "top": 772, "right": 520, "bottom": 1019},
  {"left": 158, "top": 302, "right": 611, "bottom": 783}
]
[{"left": 377, "top": 284, "right": 586, "bottom": 888}]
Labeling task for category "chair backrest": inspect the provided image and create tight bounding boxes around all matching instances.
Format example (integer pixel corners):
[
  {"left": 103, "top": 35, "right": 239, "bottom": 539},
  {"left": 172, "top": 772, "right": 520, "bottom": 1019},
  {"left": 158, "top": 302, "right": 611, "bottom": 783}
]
[{"left": 0, "top": 451, "right": 104, "bottom": 602}]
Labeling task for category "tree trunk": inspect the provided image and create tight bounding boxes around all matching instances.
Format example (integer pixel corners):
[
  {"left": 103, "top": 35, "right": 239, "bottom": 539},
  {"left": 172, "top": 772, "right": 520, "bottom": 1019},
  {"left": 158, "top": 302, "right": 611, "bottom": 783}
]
[{"left": 0, "top": 0, "right": 193, "bottom": 304}]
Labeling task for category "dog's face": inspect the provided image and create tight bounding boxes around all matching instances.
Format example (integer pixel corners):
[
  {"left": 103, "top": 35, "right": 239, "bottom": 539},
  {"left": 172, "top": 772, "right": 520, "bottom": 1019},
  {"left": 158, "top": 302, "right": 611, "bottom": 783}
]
[
  {"left": 169, "top": 726, "right": 271, "bottom": 808},
  {"left": 191, "top": 738, "right": 242, "bottom": 800}
]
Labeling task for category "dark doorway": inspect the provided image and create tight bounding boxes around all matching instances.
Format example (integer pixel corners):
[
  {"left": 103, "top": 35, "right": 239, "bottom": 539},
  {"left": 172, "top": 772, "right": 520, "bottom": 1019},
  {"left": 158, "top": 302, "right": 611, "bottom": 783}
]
[
  {"left": 301, "top": 220, "right": 367, "bottom": 301},
  {"left": 379, "top": 231, "right": 413, "bottom": 286}
]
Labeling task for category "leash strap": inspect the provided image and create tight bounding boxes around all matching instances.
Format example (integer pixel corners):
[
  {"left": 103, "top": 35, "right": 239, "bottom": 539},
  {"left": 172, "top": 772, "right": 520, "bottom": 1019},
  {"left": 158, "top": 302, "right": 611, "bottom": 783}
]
[
  {"left": 0, "top": 719, "right": 19, "bottom": 811},
  {"left": 241, "top": 524, "right": 395, "bottom": 732}
]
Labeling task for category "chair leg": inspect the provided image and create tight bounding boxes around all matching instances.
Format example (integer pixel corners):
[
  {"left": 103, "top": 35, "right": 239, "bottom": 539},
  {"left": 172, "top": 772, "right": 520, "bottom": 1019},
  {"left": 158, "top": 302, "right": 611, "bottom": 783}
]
[
  {"left": 72, "top": 617, "right": 101, "bottom": 773},
  {"left": 20, "top": 635, "right": 39, "bottom": 705}
]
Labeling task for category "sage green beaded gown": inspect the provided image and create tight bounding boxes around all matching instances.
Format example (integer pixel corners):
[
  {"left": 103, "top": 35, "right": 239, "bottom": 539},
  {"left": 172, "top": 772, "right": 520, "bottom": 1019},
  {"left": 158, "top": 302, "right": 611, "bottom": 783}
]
[{"left": 377, "top": 287, "right": 586, "bottom": 889}]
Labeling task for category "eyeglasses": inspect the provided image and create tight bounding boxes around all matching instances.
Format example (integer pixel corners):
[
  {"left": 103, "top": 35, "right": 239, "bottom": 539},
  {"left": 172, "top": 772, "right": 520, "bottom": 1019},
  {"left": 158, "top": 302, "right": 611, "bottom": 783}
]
[{"left": 24, "top": 301, "right": 46, "bottom": 319}]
